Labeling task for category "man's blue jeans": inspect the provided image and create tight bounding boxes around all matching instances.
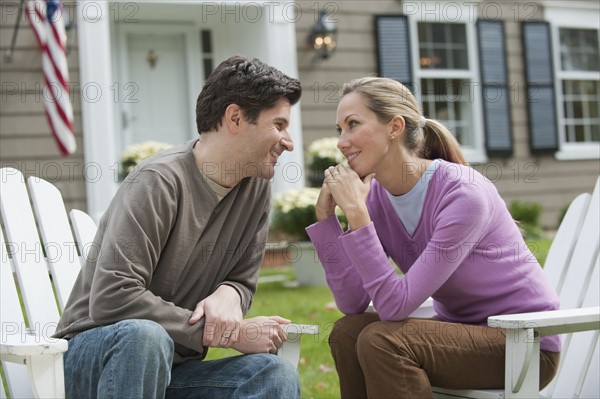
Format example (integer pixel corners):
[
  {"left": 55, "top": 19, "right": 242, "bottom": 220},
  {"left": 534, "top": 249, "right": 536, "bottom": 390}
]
[{"left": 63, "top": 319, "right": 301, "bottom": 398}]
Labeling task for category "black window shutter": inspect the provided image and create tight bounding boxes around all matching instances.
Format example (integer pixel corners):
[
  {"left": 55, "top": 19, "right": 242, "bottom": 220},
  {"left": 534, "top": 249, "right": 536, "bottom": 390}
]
[
  {"left": 522, "top": 21, "right": 559, "bottom": 152},
  {"left": 477, "top": 20, "right": 513, "bottom": 156},
  {"left": 375, "top": 15, "right": 413, "bottom": 91}
]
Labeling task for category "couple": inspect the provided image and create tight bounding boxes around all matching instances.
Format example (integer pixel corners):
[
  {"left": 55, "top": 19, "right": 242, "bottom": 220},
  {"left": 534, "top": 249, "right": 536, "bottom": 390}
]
[{"left": 55, "top": 55, "right": 559, "bottom": 398}]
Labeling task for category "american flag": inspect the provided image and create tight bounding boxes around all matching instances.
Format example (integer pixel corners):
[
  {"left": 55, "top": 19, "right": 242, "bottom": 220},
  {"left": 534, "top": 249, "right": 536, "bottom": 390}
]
[{"left": 26, "top": 0, "right": 76, "bottom": 156}]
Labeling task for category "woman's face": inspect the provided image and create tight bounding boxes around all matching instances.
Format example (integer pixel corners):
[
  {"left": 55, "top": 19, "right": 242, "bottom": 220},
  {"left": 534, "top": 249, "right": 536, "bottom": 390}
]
[{"left": 336, "top": 92, "right": 394, "bottom": 178}]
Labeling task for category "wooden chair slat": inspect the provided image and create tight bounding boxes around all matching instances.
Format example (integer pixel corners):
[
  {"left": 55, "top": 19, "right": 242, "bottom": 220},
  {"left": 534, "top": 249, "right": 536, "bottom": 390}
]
[
  {"left": 580, "top": 342, "right": 600, "bottom": 399},
  {"left": 546, "top": 255, "right": 599, "bottom": 398},
  {"left": 69, "top": 209, "right": 98, "bottom": 263},
  {"left": 560, "top": 178, "right": 599, "bottom": 310},
  {"left": 0, "top": 222, "right": 35, "bottom": 398},
  {"left": 0, "top": 168, "right": 59, "bottom": 332},
  {"left": 27, "top": 177, "right": 81, "bottom": 310},
  {"left": 543, "top": 193, "right": 590, "bottom": 294}
]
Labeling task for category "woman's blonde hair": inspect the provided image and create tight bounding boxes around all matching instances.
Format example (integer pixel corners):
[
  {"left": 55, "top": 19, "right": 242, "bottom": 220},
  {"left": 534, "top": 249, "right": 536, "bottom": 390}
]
[{"left": 341, "top": 77, "right": 467, "bottom": 165}]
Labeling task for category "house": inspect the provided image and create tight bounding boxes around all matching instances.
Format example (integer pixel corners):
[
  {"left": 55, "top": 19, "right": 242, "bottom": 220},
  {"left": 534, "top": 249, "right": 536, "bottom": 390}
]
[{"left": 1, "top": 0, "right": 598, "bottom": 228}]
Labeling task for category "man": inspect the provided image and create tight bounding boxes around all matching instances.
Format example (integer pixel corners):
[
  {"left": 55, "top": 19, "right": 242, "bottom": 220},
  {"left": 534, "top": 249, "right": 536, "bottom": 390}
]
[{"left": 54, "top": 55, "right": 302, "bottom": 398}]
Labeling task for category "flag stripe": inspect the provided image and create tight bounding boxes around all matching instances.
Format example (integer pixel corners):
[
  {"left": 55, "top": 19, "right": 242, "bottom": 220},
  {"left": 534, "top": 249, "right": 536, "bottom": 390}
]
[
  {"left": 27, "top": 0, "right": 76, "bottom": 156},
  {"left": 43, "top": 75, "right": 71, "bottom": 130}
]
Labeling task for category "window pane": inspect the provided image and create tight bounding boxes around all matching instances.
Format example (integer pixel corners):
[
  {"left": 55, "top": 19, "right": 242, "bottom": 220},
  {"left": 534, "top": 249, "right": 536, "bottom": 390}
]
[
  {"left": 562, "top": 79, "right": 600, "bottom": 143},
  {"left": 452, "top": 23, "right": 466, "bottom": 44},
  {"left": 559, "top": 28, "right": 600, "bottom": 71},
  {"left": 453, "top": 49, "right": 468, "bottom": 69},
  {"left": 418, "top": 22, "right": 468, "bottom": 70},
  {"left": 590, "top": 101, "right": 599, "bottom": 118},
  {"left": 420, "top": 78, "right": 473, "bottom": 146},
  {"left": 591, "top": 124, "right": 599, "bottom": 141},
  {"left": 432, "top": 23, "right": 445, "bottom": 43},
  {"left": 574, "top": 125, "right": 585, "bottom": 142}
]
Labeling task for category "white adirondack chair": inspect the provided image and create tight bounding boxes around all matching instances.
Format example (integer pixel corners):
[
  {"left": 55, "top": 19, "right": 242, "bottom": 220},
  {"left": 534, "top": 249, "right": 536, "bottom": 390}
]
[
  {"left": 0, "top": 167, "right": 318, "bottom": 398},
  {"left": 369, "top": 177, "right": 600, "bottom": 399},
  {"left": 432, "top": 177, "right": 600, "bottom": 399}
]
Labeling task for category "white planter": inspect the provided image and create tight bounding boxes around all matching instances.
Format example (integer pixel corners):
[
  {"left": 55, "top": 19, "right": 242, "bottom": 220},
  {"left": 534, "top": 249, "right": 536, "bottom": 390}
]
[{"left": 287, "top": 241, "right": 327, "bottom": 287}]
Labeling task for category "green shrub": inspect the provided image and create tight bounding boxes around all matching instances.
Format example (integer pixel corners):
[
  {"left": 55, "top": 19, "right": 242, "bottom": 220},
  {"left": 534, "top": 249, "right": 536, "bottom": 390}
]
[
  {"left": 509, "top": 201, "right": 546, "bottom": 241},
  {"left": 509, "top": 201, "right": 542, "bottom": 226}
]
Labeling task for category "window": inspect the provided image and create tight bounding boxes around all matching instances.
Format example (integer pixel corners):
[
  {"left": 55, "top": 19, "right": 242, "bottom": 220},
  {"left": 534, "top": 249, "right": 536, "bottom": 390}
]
[
  {"left": 558, "top": 29, "right": 599, "bottom": 144},
  {"left": 545, "top": 5, "right": 600, "bottom": 160},
  {"left": 411, "top": 15, "right": 485, "bottom": 162}
]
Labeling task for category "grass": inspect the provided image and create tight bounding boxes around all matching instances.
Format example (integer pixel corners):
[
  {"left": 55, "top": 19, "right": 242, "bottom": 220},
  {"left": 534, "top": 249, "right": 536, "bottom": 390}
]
[{"left": 531, "top": 236, "right": 553, "bottom": 267}]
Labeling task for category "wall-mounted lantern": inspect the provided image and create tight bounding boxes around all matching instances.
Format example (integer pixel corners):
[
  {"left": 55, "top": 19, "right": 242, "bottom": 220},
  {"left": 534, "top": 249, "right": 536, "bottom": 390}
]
[{"left": 308, "top": 10, "right": 337, "bottom": 61}]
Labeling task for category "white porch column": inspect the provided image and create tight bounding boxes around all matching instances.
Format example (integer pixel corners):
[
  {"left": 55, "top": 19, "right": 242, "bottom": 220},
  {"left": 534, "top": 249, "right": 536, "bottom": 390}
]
[
  {"left": 265, "top": 2, "right": 305, "bottom": 195},
  {"left": 77, "top": 2, "right": 118, "bottom": 221}
]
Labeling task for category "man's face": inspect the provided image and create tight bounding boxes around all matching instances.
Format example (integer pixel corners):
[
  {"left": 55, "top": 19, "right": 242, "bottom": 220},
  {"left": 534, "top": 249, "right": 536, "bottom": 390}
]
[{"left": 240, "top": 98, "right": 294, "bottom": 180}]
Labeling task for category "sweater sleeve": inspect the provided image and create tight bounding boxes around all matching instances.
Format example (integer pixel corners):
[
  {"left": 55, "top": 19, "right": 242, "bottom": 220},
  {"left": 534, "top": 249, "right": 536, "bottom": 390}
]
[
  {"left": 339, "top": 184, "right": 493, "bottom": 321},
  {"left": 217, "top": 195, "right": 270, "bottom": 315},
  {"left": 306, "top": 215, "right": 371, "bottom": 314},
  {"left": 88, "top": 170, "right": 205, "bottom": 354}
]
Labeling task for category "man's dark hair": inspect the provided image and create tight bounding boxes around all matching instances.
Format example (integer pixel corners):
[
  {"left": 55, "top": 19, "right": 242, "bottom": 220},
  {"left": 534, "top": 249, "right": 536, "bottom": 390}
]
[{"left": 196, "top": 55, "right": 302, "bottom": 134}]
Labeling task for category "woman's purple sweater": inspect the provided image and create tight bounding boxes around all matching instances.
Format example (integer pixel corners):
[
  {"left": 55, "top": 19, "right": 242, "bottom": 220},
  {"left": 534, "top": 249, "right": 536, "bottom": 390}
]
[{"left": 306, "top": 160, "right": 560, "bottom": 352}]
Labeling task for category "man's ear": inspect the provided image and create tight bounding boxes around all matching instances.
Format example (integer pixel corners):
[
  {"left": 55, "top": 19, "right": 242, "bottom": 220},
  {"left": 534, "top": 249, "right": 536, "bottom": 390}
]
[{"left": 224, "top": 104, "right": 243, "bottom": 133}]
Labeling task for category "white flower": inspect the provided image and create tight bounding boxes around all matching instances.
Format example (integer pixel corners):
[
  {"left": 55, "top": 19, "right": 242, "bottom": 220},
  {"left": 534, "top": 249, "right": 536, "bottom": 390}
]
[
  {"left": 306, "top": 137, "right": 345, "bottom": 171},
  {"left": 119, "top": 140, "right": 172, "bottom": 179},
  {"left": 271, "top": 186, "right": 347, "bottom": 240},
  {"left": 273, "top": 187, "right": 320, "bottom": 215}
]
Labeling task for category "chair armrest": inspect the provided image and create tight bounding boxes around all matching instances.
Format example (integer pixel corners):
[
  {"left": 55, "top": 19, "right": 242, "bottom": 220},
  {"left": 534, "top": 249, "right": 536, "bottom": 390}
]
[
  {"left": 366, "top": 297, "right": 436, "bottom": 319},
  {"left": 1, "top": 335, "right": 68, "bottom": 399},
  {"left": 488, "top": 306, "right": 600, "bottom": 336},
  {"left": 282, "top": 323, "right": 320, "bottom": 338},
  {"left": 409, "top": 297, "right": 436, "bottom": 318},
  {"left": 276, "top": 323, "right": 319, "bottom": 367},
  {"left": 1, "top": 334, "right": 68, "bottom": 358}
]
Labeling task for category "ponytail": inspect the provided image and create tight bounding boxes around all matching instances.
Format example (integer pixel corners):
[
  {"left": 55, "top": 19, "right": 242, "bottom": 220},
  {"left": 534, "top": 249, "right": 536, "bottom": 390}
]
[{"left": 421, "top": 119, "right": 467, "bottom": 165}]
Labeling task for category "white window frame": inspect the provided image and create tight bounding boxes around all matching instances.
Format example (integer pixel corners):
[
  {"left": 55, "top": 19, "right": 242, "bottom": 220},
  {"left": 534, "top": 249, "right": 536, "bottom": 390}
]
[
  {"left": 403, "top": 1, "right": 487, "bottom": 163},
  {"left": 545, "top": 3, "right": 600, "bottom": 161}
]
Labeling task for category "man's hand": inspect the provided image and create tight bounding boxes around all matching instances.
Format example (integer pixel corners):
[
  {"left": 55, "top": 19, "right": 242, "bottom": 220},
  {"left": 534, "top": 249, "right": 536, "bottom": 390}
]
[
  {"left": 189, "top": 285, "right": 243, "bottom": 348},
  {"left": 230, "top": 316, "right": 291, "bottom": 354}
]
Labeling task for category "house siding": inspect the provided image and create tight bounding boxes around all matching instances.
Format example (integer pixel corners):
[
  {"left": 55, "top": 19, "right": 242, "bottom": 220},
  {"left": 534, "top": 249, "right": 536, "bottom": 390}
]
[
  {"left": 0, "top": 2, "right": 86, "bottom": 213},
  {"left": 296, "top": 0, "right": 600, "bottom": 229}
]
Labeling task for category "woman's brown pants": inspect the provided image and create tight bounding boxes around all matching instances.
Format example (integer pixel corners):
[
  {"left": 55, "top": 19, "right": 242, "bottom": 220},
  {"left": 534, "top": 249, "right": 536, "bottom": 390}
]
[{"left": 329, "top": 313, "right": 560, "bottom": 399}]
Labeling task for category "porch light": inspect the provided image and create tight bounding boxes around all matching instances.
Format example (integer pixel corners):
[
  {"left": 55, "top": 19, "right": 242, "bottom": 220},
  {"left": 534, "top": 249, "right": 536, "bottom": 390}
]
[{"left": 308, "top": 10, "right": 337, "bottom": 61}]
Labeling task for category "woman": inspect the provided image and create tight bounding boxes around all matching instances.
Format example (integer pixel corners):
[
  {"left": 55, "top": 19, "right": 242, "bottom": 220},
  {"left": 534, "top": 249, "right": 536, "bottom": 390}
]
[{"left": 306, "top": 77, "right": 560, "bottom": 398}]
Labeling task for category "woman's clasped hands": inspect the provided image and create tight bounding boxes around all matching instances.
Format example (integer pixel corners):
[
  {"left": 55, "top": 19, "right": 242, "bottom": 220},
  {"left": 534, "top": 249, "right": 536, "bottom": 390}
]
[{"left": 316, "top": 164, "right": 375, "bottom": 231}]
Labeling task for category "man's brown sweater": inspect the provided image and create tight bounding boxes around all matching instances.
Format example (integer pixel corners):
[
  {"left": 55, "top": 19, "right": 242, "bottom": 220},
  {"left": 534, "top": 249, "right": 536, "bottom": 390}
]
[{"left": 54, "top": 140, "right": 270, "bottom": 364}]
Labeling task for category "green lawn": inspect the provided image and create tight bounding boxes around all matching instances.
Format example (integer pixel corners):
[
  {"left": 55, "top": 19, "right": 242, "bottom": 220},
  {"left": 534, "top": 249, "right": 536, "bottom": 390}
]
[{"left": 531, "top": 237, "right": 553, "bottom": 267}]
